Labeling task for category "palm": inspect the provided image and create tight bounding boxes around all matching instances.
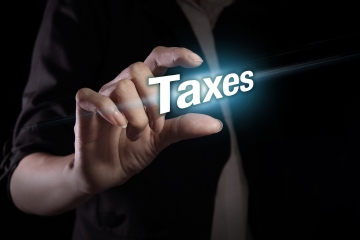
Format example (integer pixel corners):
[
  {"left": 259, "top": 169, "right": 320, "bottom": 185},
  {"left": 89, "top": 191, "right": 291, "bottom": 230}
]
[
  {"left": 75, "top": 115, "right": 157, "bottom": 192},
  {"left": 74, "top": 47, "right": 221, "bottom": 194}
]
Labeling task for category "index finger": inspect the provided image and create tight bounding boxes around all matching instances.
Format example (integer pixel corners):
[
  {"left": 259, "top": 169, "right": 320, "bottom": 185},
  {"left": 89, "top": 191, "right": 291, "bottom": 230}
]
[
  {"left": 144, "top": 46, "right": 203, "bottom": 76},
  {"left": 100, "top": 47, "right": 203, "bottom": 95},
  {"left": 100, "top": 47, "right": 204, "bottom": 133}
]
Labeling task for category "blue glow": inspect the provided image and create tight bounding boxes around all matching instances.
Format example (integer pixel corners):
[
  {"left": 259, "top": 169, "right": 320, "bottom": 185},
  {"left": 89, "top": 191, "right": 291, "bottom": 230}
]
[{"left": 14, "top": 50, "right": 358, "bottom": 131}]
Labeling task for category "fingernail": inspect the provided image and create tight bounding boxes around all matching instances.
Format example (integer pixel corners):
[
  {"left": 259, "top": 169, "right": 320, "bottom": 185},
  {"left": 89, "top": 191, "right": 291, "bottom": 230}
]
[
  {"left": 217, "top": 120, "right": 223, "bottom": 133},
  {"left": 113, "top": 110, "right": 125, "bottom": 127},
  {"left": 189, "top": 53, "right": 203, "bottom": 62}
]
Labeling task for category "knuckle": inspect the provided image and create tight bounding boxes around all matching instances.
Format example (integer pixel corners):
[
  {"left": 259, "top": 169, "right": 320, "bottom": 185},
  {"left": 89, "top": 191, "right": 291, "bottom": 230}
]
[
  {"left": 115, "top": 79, "right": 136, "bottom": 96},
  {"left": 96, "top": 95, "right": 112, "bottom": 109},
  {"left": 129, "top": 61, "right": 147, "bottom": 74},
  {"left": 99, "top": 83, "right": 110, "bottom": 94},
  {"left": 76, "top": 88, "right": 91, "bottom": 102},
  {"left": 152, "top": 46, "right": 164, "bottom": 54}
]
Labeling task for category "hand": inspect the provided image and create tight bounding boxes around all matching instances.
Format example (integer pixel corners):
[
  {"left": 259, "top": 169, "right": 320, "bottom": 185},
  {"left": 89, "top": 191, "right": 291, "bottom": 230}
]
[{"left": 74, "top": 47, "right": 223, "bottom": 194}]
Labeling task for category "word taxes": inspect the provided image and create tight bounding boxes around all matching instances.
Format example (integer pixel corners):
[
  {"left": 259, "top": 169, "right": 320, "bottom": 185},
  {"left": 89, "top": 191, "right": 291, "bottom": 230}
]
[{"left": 149, "top": 71, "right": 254, "bottom": 114}]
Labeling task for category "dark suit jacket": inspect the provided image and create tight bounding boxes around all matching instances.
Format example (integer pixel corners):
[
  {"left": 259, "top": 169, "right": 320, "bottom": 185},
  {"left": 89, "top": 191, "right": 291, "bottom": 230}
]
[{"left": 1, "top": 0, "right": 359, "bottom": 239}]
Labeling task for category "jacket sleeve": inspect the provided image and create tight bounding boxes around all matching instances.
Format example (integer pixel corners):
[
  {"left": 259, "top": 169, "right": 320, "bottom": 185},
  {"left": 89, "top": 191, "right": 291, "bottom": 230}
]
[{"left": 0, "top": 0, "right": 110, "bottom": 201}]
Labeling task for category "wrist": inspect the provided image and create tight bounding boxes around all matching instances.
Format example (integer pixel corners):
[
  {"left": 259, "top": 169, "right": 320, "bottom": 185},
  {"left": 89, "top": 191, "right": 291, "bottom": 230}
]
[{"left": 64, "top": 155, "right": 95, "bottom": 198}]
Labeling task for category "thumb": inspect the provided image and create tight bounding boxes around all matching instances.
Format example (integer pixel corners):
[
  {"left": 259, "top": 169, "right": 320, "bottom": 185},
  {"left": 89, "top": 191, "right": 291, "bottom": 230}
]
[{"left": 154, "top": 113, "right": 223, "bottom": 151}]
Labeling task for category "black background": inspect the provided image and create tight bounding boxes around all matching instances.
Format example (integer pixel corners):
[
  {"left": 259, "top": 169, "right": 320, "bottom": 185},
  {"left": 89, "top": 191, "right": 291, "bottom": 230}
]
[{"left": 0, "top": 1, "right": 359, "bottom": 239}]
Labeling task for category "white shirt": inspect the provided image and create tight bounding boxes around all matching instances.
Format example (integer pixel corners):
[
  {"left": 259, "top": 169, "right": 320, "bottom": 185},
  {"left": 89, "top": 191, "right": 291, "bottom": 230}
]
[{"left": 176, "top": 1, "right": 251, "bottom": 239}]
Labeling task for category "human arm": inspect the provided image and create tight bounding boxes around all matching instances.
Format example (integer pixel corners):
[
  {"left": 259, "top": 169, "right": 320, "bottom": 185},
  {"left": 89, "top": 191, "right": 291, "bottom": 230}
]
[
  {"left": 10, "top": 153, "right": 89, "bottom": 216},
  {"left": 10, "top": 46, "right": 222, "bottom": 216}
]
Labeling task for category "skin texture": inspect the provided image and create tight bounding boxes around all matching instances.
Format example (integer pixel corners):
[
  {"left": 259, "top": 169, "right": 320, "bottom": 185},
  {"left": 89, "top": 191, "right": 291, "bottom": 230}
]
[{"left": 10, "top": 47, "right": 223, "bottom": 216}]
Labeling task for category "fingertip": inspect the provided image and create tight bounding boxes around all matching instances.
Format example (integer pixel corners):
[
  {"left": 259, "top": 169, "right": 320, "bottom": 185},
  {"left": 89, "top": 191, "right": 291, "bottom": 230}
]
[
  {"left": 174, "top": 48, "right": 203, "bottom": 68},
  {"left": 113, "top": 110, "right": 127, "bottom": 127},
  {"left": 185, "top": 52, "right": 203, "bottom": 68},
  {"left": 188, "top": 52, "right": 203, "bottom": 62},
  {"left": 150, "top": 117, "right": 165, "bottom": 134},
  {"left": 216, "top": 120, "right": 223, "bottom": 133}
]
